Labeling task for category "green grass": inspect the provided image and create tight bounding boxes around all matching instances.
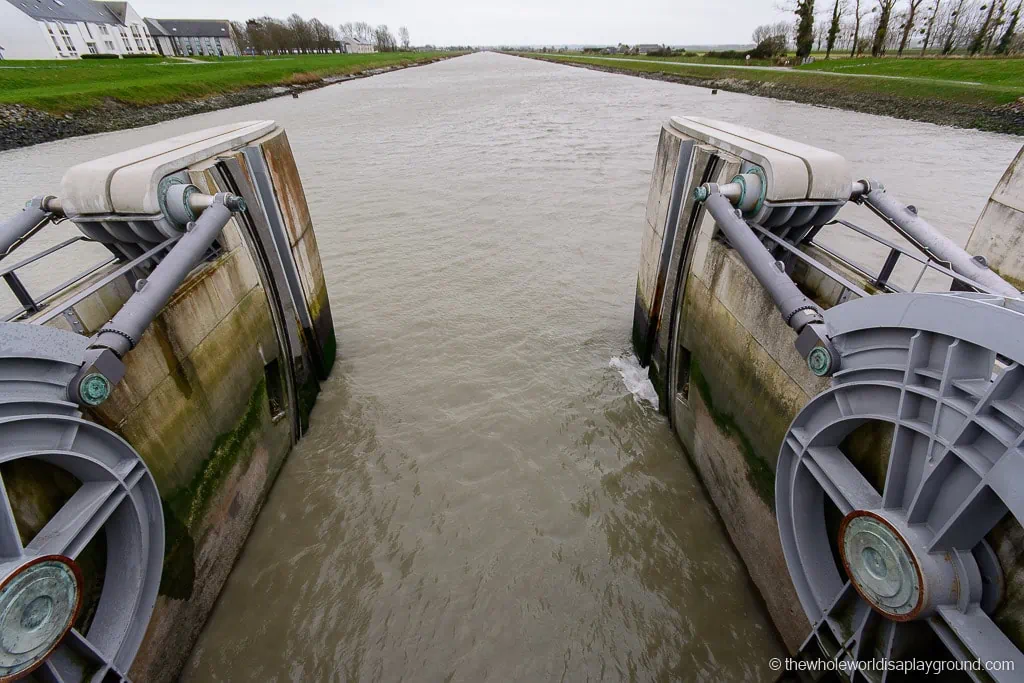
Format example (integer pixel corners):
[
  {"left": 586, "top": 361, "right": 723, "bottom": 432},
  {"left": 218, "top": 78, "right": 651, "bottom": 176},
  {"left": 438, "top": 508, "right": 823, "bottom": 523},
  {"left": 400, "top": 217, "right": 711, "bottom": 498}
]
[
  {"left": 590, "top": 53, "right": 780, "bottom": 67},
  {"left": 796, "top": 55, "right": 1024, "bottom": 88},
  {"left": 0, "top": 52, "right": 451, "bottom": 113},
  {"left": 520, "top": 52, "right": 1024, "bottom": 107}
]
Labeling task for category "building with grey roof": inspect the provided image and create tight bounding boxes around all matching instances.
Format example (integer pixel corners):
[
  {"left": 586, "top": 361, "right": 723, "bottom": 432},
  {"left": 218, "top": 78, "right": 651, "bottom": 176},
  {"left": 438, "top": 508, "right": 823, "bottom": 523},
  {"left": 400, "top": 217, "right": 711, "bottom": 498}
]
[
  {"left": 341, "top": 37, "right": 375, "bottom": 54},
  {"left": 0, "top": 0, "right": 156, "bottom": 59},
  {"left": 144, "top": 18, "right": 238, "bottom": 58}
]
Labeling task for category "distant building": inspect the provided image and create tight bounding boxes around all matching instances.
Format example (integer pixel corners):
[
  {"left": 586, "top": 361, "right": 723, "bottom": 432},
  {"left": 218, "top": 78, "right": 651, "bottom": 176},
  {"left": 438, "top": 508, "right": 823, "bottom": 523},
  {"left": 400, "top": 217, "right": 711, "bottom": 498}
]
[
  {"left": 636, "top": 44, "right": 661, "bottom": 54},
  {"left": 144, "top": 18, "right": 237, "bottom": 57},
  {"left": 0, "top": 0, "right": 156, "bottom": 60},
  {"left": 341, "top": 37, "right": 375, "bottom": 54}
]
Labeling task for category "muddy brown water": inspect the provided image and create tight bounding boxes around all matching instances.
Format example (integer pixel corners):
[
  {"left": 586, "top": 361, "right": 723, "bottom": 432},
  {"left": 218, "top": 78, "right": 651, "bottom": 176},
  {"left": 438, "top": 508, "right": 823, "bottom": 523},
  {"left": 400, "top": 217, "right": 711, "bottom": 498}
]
[{"left": 1, "top": 52, "right": 1021, "bottom": 681}]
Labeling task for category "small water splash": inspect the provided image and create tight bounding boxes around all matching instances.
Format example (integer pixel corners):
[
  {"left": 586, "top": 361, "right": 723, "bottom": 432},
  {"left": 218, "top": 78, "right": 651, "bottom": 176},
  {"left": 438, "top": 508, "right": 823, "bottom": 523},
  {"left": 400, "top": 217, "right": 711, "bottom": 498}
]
[{"left": 609, "top": 354, "right": 659, "bottom": 410}]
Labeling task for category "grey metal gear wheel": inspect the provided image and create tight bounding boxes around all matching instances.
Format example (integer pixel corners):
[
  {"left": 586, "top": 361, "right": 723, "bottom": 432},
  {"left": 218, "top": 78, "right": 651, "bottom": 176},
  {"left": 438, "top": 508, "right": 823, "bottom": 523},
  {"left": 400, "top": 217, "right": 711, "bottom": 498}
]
[
  {"left": 778, "top": 292, "right": 1024, "bottom": 681},
  {"left": 0, "top": 323, "right": 163, "bottom": 682}
]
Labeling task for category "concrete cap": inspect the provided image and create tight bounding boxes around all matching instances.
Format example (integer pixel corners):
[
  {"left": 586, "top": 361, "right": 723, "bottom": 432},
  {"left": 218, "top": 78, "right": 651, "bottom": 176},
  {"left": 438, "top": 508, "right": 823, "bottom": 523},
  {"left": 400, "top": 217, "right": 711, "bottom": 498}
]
[
  {"left": 60, "top": 121, "right": 276, "bottom": 217},
  {"left": 669, "top": 116, "right": 851, "bottom": 202}
]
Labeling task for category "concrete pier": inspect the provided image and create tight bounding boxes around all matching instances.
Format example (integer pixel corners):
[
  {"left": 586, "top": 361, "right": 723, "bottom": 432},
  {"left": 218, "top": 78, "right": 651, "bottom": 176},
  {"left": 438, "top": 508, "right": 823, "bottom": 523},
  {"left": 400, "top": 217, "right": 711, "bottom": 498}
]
[
  {"left": 3, "top": 123, "right": 334, "bottom": 681},
  {"left": 635, "top": 120, "right": 1024, "bottom": 656}
]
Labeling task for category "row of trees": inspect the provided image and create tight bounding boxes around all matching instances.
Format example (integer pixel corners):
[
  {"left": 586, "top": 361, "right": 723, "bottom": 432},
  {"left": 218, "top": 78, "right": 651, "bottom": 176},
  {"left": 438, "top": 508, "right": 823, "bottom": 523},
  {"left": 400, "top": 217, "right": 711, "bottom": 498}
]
[
  {"left": 746, "top": 1, "right": 1018, "bottom": 58},
  {"left": 781, "top": 0, "right": 1022, "bottom": 58},
  {"left": 230, "top": 15, "right": 412, "bottom": 54}
]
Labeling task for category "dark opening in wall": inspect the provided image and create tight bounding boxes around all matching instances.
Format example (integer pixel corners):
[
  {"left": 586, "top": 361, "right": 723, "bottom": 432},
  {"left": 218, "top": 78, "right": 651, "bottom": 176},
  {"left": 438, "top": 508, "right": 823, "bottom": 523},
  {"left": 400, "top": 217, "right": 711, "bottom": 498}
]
[
  {"left": 264, "top": 357, "right": 286, "bottom": 421},
  {"left": 676, "top": 345, "right": 692, "bottom": 402}
]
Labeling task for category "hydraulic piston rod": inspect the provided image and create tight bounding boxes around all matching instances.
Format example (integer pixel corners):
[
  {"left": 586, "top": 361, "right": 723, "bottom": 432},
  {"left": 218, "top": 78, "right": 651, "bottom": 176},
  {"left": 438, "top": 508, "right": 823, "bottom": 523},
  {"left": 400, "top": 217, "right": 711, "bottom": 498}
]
[
  {"left": 68, "top": 192, "right": 245, "bottom": 407},
  {"left": 702, "top": 188, "right": 823, "bottom": 332},
  {"left": 0, "top": 196, "right": 61, "bottom": 260},
  {"left": 857, "top": 181, "right": 1019, "bottom": 297},
  {"left": 698, "top": 186, "right": 839, "bottom": 376},
  {"left": 92, "top": 193, "right": 243, "bottom": 357}
]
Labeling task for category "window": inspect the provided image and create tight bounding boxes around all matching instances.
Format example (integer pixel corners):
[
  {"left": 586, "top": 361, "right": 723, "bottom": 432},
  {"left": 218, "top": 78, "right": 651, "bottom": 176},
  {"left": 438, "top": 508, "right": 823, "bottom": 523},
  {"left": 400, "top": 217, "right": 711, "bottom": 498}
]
[
  {"left": 202, "top": 36, "right": 212, "bottom": 54},
  {"left": 56, "top": 23, "right": 75, "bottom": 54},
  {"left": 120, "top": 26, "right": 131, "bottom": 51},
  {"left": 99, "top": 24, "right": 108, "bottom": 35},
  {"left": 46, "top": 24, "right": 63, "bottom": 54},
  {"left": 87, "top": 42, "right": 97, "bottom": 54},
  {"left": 104, "top": 40, "right": 115, "bottom": 51},
  {"left": 131, "top": 24, "right": 144, "bottom": 50}
]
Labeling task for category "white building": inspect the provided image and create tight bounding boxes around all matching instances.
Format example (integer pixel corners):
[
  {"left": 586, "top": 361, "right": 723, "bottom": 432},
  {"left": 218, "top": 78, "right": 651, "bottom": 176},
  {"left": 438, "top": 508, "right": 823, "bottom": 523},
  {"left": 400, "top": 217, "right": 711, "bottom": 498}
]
[
  {"left": 144, "top": 19, "right": 238, "bottom": 58},
  {"left": 341, "top": 37, "right": 375, "bottom": 54},
  {"left": 0, "top": 0, "right": 156, "bottom": 60}
]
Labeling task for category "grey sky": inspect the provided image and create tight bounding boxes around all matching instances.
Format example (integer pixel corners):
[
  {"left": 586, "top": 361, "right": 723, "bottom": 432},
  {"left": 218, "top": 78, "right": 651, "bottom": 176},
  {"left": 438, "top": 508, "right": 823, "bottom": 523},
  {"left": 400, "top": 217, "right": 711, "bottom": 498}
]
[{"left": 129, "top": 0, "right": 791, "bottom": 47}]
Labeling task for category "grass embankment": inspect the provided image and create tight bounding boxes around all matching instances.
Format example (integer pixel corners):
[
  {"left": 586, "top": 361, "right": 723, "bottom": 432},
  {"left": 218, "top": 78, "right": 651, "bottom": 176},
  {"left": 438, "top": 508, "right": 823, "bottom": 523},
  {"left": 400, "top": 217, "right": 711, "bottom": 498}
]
[
  {"left": 798, "top": 55, "right": 1024, "bottom": 88},
  {"left": 0, "top": 52, "right": 450, "bottom": 114},
  {"left": 515, "top": 52, "right": 1024, "bottom": 133}
]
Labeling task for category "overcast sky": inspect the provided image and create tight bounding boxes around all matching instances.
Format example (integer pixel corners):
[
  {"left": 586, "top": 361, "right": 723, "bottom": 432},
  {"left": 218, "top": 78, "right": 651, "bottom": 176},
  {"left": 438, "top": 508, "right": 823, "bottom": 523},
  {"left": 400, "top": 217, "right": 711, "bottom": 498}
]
[{"left": 130, "top": 0, "right": 791, "bottom": 47}]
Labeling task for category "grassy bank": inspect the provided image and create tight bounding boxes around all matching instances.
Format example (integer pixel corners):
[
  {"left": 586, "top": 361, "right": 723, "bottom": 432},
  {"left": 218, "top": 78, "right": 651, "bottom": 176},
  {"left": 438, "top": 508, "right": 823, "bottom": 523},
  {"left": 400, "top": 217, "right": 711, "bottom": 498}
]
[
  {"left": 513, "top": 53, "right": 1024, "bottom": 133},
  {"left": 797, "top": 55, "right": 1024, "bottom": 89},
  {"left": 0, "top": 52, "right": 451, "bottom": 114}
]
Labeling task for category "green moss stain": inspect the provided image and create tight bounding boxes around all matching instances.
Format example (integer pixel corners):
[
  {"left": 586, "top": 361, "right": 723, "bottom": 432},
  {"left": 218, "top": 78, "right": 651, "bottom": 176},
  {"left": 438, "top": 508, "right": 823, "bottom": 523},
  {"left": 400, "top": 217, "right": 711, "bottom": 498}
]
[
  {"left": 296, "top": 368, "right": 320, "bottom": 435},
  {"left": 160, "top": 379, "right": 268, "bottom": 598},
  {"left": 992, "top": 267, "right": 1024, "bottom": 292},
  {"left": 152, "top": 317, "right": 193, "bottom": 399},
  {"left": 159, "top": 502, "right": 196, "bottom": 600},
  {"left": 690, "top": 358, "right": 776, "bottom": 507},
  {"left": 319, "top": 325, "right": 338, "bottom": 377},
  {"left": 171, "top": 379, "right": 267, "bottom": 530},
  {"left": 990, "top": 513, "right": 1024, "bottom": 651}
]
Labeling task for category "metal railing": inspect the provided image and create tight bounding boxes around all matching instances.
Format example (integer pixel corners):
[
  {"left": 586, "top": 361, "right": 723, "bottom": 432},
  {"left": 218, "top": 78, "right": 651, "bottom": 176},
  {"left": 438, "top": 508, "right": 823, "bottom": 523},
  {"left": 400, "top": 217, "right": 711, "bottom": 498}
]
[
  {"left": 0, "top": 233, "right": 178, "bottom": 325},
  {"left": 801, "top": 216, "right": 999, "bottom": 297},
  {"left": 747, "top": 208, "right": 1009, "bottom": 311}
]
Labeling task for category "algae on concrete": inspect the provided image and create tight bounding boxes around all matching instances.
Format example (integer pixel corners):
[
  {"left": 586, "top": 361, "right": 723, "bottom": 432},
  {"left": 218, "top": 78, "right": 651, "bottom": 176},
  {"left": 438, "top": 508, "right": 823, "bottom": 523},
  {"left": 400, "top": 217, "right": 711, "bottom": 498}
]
[{"left": 161, "top": 379, "right": 269, "bottom": 599}]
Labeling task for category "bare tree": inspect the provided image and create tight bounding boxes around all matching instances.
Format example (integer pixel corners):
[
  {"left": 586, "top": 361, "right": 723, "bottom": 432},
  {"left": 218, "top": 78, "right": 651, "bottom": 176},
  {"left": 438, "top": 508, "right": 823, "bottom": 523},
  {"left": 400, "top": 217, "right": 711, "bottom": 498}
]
[
  {"left": 996, "top": 0, "right": 1021, "bottom": 51},
  {"left": 920, "top": 0, "right": 942, "bottom": 53},
  {"left": 248, "top": 17, "right": 285, "bottom": 54},
  {"left": 848, "top": 0, "right": 873, "bottom": 54},
  {"left": 286, "top": 14, "right": 313, "bottom": 52},
  {"left": 753, "top": 21, "right": 793, "bottom": 44},
  {"left": 987, "top": 0, "right": 1008, "bottom": 50},
  {"left": 354, "top": 21, "right": 374, "bottom": 43},
  {"left": 398, "top": 26, "right": 410, "bottom": 50},
  {"left": 970, "top": 0, "right": 998, "bottom": 52},
  {"left": 339, "top": 22, "right": 354, "bottom": 39},
  {"left": 939, "top": 0, "right": 969, "bottom": 51},
  {"left": 872, "top": 0, "right": 898, "bottom": 54},
  {"left": 751, "top": 21, "right": 791, "bottom": 55},
  {"left": 898, "top": 0, "right": 928, "bottom": 54},
  {"left": 230, "top": 21, "right": 252, "bottom": 53},
  {"left": 374, "top": 24, "right": 397, "bottom": 52},
  {"left": 308, "top": 18, "right": 336, "bottom": 52},
  {"left": 826, "top": 0, "right": 847, "bottom": 56}
]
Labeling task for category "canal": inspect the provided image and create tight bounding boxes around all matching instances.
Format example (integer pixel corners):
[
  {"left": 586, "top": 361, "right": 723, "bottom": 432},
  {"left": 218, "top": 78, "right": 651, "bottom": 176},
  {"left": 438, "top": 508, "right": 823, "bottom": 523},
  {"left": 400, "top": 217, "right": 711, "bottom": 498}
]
[{"left": 1, "top": 52, "right": 1021, "bottom": 681}]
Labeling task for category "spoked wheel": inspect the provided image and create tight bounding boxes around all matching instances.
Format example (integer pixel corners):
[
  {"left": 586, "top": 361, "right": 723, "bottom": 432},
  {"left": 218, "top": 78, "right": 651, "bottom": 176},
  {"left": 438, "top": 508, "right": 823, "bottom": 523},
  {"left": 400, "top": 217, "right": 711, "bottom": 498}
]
[
  {"left": 778, "top": 293, "right": 1024, "bottom": 681},
  {"left": 0, "top": 324, "right": 163, "bottom": 682}
]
